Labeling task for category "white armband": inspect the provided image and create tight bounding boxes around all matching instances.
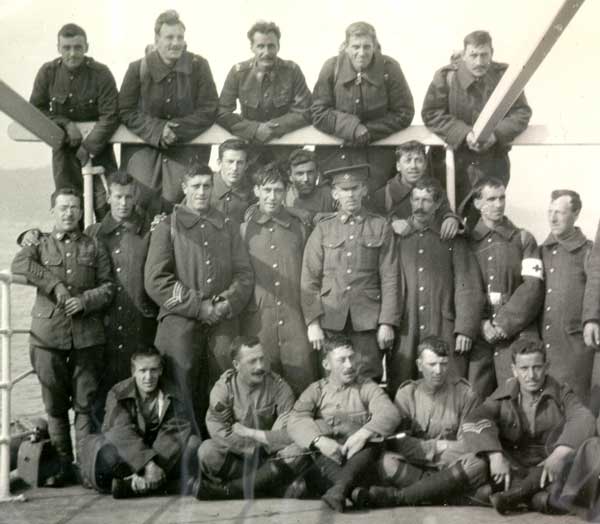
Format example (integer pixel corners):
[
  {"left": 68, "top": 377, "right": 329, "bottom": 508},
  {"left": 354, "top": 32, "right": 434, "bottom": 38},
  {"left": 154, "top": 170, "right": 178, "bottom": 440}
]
[{"left": 521, "top": 258, "right": 543, "bottom": 279}]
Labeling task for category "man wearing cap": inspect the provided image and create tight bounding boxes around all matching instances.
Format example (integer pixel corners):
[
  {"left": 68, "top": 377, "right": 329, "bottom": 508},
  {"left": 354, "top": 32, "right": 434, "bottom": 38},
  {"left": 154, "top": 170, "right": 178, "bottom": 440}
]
[
  {"left": 467, "top": 177, "right": 544, "bottom": 398},
  {"left": 285, "top": 149, "right": 335, "bottom": 222},
  {"left": 30, "top": 23, "right": 119, "bottom": 220},
  {"left": 422, "top": 30, "right": 531, "bottom": 222},
  {"left": 217, "top": 20, "right": 311, "bottom": 171},
  {"left": 301, "top": 163, "right": 399, "bottom": 380},
  {"left": 370, "top": 140, "right": 459, "bottom": 240},
  {"left": 389, "top": 177, "right": 484, "bottom": 394},
  {"left": 119, "top": 10, "right": 218, "bottom": 214}
]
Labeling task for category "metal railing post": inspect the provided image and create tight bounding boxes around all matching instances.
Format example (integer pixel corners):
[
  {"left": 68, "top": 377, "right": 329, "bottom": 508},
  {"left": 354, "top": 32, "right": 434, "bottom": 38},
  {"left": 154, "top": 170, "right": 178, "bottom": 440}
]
[
  {"left": 81, "top": 162, "right": 104, "bottom": 229},
  {"left": 0, "top": 278, "right": 10, "bottom": 500},
  {"left": 445, "top": 146, "right": 456, "bottom": 212}
]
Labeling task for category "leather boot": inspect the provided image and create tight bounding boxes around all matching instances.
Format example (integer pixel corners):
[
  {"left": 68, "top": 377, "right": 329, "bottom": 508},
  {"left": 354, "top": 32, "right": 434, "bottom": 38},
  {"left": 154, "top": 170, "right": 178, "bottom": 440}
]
[
  {"left": 228, "top": 460, "right": 291, "bottom": 498},
  {"left": 490, "top": 467, "right": 543, "bottom": 515},
  {"left": 368, "top": 463, "right": 470, "bottom": 507},
  {"left": 45, "top": 415, "right": 75, "bottom": 487}
]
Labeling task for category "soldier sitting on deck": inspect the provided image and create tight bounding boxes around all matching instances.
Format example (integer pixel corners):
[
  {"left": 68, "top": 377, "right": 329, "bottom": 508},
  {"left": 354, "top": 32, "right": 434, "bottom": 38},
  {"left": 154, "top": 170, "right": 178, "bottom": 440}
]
[
  {"left": 194, "top": 336, "right": 302, "bottom": 500},
  {"left": 80, "top": 347, "right": 200, "bottom": 498},
  {"left": 287, "top": 335, "right": 400, "bottom": 513},
  {"left": 359, "top": 336, "right": 488, "bottom": 508}
]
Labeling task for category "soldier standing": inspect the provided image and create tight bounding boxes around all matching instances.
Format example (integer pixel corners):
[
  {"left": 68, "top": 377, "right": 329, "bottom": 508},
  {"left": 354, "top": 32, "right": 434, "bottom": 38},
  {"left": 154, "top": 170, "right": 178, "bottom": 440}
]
[
  {"left": 389, "top": 178, "right": 484, "bottom": 394},
  {"left": 144, "top": 163, "right": 254, "bottom": 434},
  {"left": 119, "top": 10, "right": 218, "bottom": 214},
  {"left": 468, "top": 177, "right": 544, "bottom": 397},
  {"left": 30, "top": 23, "right": 119, "bottom": 219},
  {"left": 540, "top": 190, "right": 598, "bottom": 406},
  {"left": 240, "top": 162, "right": 317, "bottom": 395},
  {"left": 422, "top": 30, "right": 531, "bottom": 223},
  {"left": 11, "top": 188, "right": 114, "bottom": 486},
  {"left": 301, "top": 164, "right": 399, "bottom": 380}
]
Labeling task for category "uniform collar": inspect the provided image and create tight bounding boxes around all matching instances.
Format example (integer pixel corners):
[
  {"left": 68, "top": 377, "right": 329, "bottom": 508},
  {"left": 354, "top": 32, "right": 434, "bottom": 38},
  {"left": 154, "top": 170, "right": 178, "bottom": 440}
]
[
  {"left": 337, "top": 210, "right": 365, "bottom": 224},
  {"left": 252, "top": 208, "right": 291, "bottom": 228},
  {"left": 471, "top": 216, "right": 518, "bottom": 241},
  {"left": 491, "top": 375, "right": 562, "bottom": 403},
  {"left": 58, "top": 56, "right": 92, "bottom": 75},
  {"left": 456, "top": 59, "right": 495, "bottom": 91},
  {"left": 406, "top": 215, "right": 442, "bottom": 236},
  {"left": 542, "top": 227, "right": 588, "bottom": 252},
  {"left": 175, "top": 204, "right": 224, "bottom": 230},
  {"left": 213, "top": 172, "right": 251, "bottom": 200},
  {"left": 336, "top": 51, "right": 385, "bottom": 87},
  {"left": 252, "top": 56, "right": 283, "bottom": 81},
  {"left": 52, "top": 227, "right": 81, "bottom": 241},
  {"left": 99, "top": 211, "right": 144, "bottom": 235},
  {"left": 387, "top": 176, "right": 413, "bottom": 202},
  {"left": 147, "top": 50, "right": 193, "bottom": 82}
]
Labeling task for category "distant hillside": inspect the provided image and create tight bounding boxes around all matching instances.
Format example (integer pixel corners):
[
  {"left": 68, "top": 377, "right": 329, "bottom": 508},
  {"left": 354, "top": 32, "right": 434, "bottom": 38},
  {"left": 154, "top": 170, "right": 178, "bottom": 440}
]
[{"left": 0, "top": 166, "right": 54, "bottom": 223}]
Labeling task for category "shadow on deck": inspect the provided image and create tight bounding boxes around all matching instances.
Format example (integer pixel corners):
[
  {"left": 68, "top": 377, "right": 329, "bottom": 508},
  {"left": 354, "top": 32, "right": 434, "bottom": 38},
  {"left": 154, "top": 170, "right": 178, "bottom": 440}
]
[{"left": 1, "top": 482, "right": 586, "bottom": 524}]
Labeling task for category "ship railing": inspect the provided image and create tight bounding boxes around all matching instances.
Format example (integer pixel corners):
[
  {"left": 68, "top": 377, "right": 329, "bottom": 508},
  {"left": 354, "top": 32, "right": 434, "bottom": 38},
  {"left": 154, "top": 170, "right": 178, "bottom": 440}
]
[{"left": 0, "top": 270, "right": 33, "bottom": 502}]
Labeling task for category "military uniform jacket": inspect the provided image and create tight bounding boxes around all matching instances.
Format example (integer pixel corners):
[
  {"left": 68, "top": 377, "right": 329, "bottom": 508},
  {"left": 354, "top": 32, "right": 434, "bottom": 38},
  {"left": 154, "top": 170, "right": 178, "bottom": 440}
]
[
  {"left": 462, "top": 376, "right": 595, "bottom": 468},
  {"left": 370, "top": 174, "right": 455, "bottom": 221},
  {"left": 311, "top": 51, "right": 414, "bottom": 143},
  {"left": 209, "top": 173, "right": 256, "bottom": 226},
  {"left": 392, "top": 378, "right": 480, "bottom": 466},
  {"left": 217, "top": 57, "right": 312, "bottom": 141},
  {"left": 284, "top": 185, "right": 335, "bottom": 222},
  {"left": 583, "top": 220, "right": 600, "bottom": 325},
  {"left": 119, "top": 50, "right": 218, "bottom": 147},
  {"left": 541, "top": 228, "right": 596, "bottom": 399},
  {"left": 301, "top": 210, "right": 399, "bottom": 331},
  {"left": 85, "top": 213, "right": 157, "bottom": 352},
  {"left": 102, "top": 377, "right": 191, "bottom": 474},
  {"left": 30, "top": 57, "right": 119, "bottom": 156},
  {"left": 11, "top": 228, "right": 114, "bottom": 349},
  {"left": 206, "top": 369, "right": 295, "bottom": 456},
  {"left": 469, "top": 217, "right": 544, "bottom": 338},
  {"left": 144, "top": 204, "right": 254, "bottom": 322},
  {"left": 288, "top": 377, "right": 400, "bottom": 448},
  {"left": 421, "top": 60, "right": 531, "bottom": 150}
]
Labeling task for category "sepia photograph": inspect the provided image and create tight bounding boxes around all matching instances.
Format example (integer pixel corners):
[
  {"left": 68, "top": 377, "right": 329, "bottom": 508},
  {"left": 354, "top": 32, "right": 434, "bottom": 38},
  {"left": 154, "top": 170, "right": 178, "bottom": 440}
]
[{"left": 0, "top": 0, "right": 599, "bottom": 522}]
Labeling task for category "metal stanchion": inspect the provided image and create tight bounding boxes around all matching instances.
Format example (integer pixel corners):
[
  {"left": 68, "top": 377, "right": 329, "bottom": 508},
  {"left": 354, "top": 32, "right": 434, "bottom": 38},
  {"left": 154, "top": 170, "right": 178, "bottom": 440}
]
[{"left": 445, "top": 146, "right": 456, "bottom": 212}]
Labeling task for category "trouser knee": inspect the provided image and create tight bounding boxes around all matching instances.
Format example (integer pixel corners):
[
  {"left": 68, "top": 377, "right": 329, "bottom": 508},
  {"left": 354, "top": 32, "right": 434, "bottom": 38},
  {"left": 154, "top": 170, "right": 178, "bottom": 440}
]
[
  {"left": 459, "top": 454, "right": 489, "bottom": 487},
  {"left": 378, "top": 452, "right": 425, "bottom": 487}
]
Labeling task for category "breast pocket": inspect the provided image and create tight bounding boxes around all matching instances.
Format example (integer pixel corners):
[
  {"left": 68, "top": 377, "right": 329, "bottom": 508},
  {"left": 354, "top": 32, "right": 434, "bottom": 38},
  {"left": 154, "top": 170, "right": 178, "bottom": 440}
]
[
  {"left": 76, "top": 253, "right": 96, "bottom": 285},
  {"left": 49, "top": 94, "right": 68, "bottom": 115},
  {"left": 253, "top": 404, "right": 276, "bottom": 430},
  {"left": 322, "top": 238, "right": 345, "bottom": 271},
  {"left": 357, "top": 236, "right": 384, "bottom": 269}
]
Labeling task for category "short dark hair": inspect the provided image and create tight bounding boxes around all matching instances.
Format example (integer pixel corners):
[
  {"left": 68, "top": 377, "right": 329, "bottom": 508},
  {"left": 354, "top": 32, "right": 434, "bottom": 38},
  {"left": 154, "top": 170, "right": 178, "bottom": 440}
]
[
  {"left": 323, "top": 334, "right": 354, "bottom": 355},
  {"left": 417, "top": 336, "right": 449, "bottom": 358},
  {"left": 551, "top": 189, "right": 582, "bottom": 214},
  {"left": 412, "top": 176, "right": 443, "bottom": 203},
  {"left": 183, "top": 161, "right": 213, "bottom": 181},
  {"left": 130, "top": 346, "right": 163, "bottom": 367},
  {"left": 247, "top": 21, "right": 281, "bottom": 43},
  {"left": 230, "top": 335, "right": 261, "bottom": 362},
  {"left": 253, "top": 161, "right": 289, "bottom": 187},
  {"left": 511, "top": 337, "right": 546, "bottom": 364},
  {"left": 51, "top": 187, "right": 83, "bottom": 208},
  {"left": 472, "top": 176, "right": 506, "bottom": 200},
  {"left": 464, "top": 30, "right": 493, "bottom": 49},
  {"left": 107, "top": 170, "right": 136, "bottom": 189},
  {"left": 218, "top": 138, "right": 249, "bottom": 161},
  {"left": 154, "top": 9, "right": 185, "bottom": 35},
  {"left": 395, "top": 140, "right": 426, "bottom": 160},
  {"left": 289, "top": 148, "right": 317, "bottom": 168},
  {"left": 57, "top": 23, "right": 87, "bottom": 42}
]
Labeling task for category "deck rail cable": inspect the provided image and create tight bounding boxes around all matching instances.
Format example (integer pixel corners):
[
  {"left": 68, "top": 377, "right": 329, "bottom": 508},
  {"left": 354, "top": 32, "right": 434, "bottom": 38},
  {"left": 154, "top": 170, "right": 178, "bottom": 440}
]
[{"left": 0, "top": 270, "right": 33, "bottom": 503}]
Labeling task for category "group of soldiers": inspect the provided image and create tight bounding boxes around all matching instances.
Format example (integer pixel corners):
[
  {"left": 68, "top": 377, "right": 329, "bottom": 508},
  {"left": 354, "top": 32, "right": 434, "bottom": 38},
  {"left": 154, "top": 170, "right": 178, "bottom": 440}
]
[{"left": 10, "top": 8, "right": 600, "bottom": 519}]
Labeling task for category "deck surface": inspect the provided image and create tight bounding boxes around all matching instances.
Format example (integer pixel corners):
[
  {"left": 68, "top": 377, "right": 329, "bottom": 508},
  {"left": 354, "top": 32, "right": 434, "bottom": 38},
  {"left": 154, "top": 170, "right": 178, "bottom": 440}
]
[{"left": 1, "top": 483, "right": 587, "bottom": 524}]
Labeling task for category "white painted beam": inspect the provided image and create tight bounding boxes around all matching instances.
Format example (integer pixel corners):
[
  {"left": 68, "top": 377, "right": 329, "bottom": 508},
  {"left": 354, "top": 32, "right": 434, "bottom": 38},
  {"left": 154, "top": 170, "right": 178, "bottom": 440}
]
[{"left": 472, "top": 0, "right": 586, "bottom": 143}]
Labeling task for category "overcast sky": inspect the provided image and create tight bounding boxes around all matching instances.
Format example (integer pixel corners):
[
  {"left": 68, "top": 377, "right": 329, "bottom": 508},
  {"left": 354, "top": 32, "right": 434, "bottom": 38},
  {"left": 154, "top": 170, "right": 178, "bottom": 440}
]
[{"left": 0, "top": 0, "right": 599, "bottom": 237}]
